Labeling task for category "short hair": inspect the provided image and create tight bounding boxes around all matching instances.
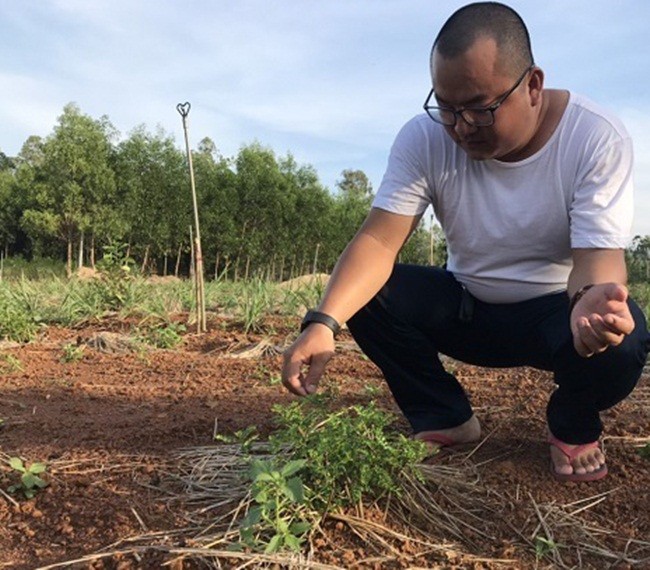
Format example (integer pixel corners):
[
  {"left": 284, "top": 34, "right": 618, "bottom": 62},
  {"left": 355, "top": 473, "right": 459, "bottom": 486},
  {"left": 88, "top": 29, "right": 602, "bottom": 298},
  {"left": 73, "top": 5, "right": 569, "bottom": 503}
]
[{"left": 432, "top": 2, "right": 533, "bottom": 77}]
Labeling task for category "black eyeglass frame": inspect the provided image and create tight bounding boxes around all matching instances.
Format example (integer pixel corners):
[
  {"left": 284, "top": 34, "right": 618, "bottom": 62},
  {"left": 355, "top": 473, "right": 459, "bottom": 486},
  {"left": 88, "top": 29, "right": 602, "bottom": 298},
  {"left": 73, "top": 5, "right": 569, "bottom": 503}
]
[{"left": 423, "top": 63, "right": 535, "bottom": 127}]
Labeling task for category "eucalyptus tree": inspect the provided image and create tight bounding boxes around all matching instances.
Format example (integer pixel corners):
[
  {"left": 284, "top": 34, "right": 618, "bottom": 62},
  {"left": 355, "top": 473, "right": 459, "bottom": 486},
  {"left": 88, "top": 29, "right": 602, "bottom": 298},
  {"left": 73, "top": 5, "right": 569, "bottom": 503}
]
[
  {"left": 279, "top": 155, "right": 334, "bottom": 276},
  {"left": 115, "top": 126, "right": 188, "bottom": 272},
  {"left": 19, "top": 104, "right": 117, "bottom": 275},
  {"left": 233, "top": 143, "right": 290, "bottom": 277},
  {"left": 193, "top": 137, "right": 239, "bottom": 278},
  {"left": 321, "top": 169, "right": 374, "bottom": 269}
]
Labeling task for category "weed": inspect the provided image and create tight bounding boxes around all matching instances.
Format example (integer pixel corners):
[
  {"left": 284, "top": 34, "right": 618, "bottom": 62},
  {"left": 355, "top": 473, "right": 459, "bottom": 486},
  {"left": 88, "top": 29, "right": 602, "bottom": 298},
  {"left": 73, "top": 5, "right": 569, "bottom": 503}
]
[
  {"left": 235, "top": 459, "right": 313, "bottom": 553},
  {"left": 269, "top": 398, "right": 428, "bottom": 510},
  {"left": 91, "top": 242, "right": 140, "bottom": 311},
  {"left": 268, "top": 374, "right": 282, "bottom": 386},
  {"left": 60, "top": 342, "right": 85, "bottom": 363},
  {"left": 363, "top": 383, "right": 382, "bottom": 397},
  {"left": 6, "top": 457, "right": 48, "bottom": 499},
  {"left": 240, "top": 278, "right": 273, "bottom": 333},
  {"left": 138, "top": 322, "right": 186, "bottom": 349},
  {"left": 0, "top": 283, "right": 41, "bottom": 342},
  {"left": 0, "top": 354, "right": 23, "bottom": 373},
  {"left": 215, "top": 426, "right": 259, "bottom": 454},
  {"left": 534, "top": 535, "right": 558, "bottom": 559},
  {"left": 639, "top": 443, "right": 650, "bottom": 460}
]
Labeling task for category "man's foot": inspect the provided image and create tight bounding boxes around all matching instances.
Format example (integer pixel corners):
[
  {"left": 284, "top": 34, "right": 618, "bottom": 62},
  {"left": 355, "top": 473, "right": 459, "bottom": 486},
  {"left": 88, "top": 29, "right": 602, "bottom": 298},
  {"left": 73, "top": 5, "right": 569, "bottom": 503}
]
[
  {"left": 414, "top": 414, "right": 481, "bottom": 452},
  {"left": 548, "top": 434, "right": 608, "bottom": 482}
]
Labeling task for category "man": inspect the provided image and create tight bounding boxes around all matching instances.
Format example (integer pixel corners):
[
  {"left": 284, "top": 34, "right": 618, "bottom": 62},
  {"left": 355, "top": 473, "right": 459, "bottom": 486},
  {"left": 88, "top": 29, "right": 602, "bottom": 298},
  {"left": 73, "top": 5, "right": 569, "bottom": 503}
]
[{"left": 282, "top": 2, "right": 649, "bottom": 482}]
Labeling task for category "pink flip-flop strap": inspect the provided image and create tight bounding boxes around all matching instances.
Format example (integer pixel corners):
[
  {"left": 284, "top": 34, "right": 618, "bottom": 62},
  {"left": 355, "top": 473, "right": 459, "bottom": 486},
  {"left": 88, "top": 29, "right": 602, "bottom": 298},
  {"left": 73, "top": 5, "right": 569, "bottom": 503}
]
[
  {"left": 417, "top": 433, "right": 456, "bottom": 447},
  {"left": 548, "top": 434, "right": 601, "bottom": 461}
]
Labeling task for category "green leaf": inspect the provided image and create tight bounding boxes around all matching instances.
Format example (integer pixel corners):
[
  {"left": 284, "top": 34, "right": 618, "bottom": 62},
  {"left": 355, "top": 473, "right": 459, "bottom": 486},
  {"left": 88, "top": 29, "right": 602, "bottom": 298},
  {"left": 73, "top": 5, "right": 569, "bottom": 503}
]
[
  {"left": 289, "top": 521, "right": 311, "bottom": 536},
  {"left": 283, "top": 477, "right": 305, "bottom": 503},
  {"left": 226, "top": 542, "right": 245, "bottom": 552},
  {"left": 33, "top": 476, "right": 48, "bottom": 489},
  {"left": 252, "top": 488, "right": 268, "bottom": 504},
  {"left": 241, "top": 505, "right": 262, "bottom": 528},
  {"left": 9, "top": 457, "right": 25, "bottom": 472},
  {"left": 254, "top": 472, "right": 275, "bottom": 483},
  {"left": 280, "top": 459, "right": 306, "bottom": 478},
  {"left": 264, "top": 534, "right": 283, "bottom": 554},
  {"left": 21, "top": 472, "right": 36, "bottom": 489},
  {"left": 29, "top": 463, "right": 47, "bottom": 474},
  {"left": 276, "top": 519, "right": 289, "bottom": 534},
  {"left": 284, "top": 533, "right": 302, "bottom": 552}
]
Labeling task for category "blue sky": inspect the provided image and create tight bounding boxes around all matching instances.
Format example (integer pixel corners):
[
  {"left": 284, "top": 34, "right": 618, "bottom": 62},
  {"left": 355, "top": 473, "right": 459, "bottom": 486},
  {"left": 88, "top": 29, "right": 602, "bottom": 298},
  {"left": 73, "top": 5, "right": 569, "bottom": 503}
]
[{"left": 1, "top": 0, "right": 649, "bottom": 236}]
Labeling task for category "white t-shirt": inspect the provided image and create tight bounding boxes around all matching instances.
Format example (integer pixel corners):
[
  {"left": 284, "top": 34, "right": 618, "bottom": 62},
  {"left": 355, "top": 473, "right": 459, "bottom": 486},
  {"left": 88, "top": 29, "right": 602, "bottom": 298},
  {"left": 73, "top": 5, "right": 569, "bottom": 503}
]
[{"left": 373, "top": 92, "right": 634, "bottom": 303}]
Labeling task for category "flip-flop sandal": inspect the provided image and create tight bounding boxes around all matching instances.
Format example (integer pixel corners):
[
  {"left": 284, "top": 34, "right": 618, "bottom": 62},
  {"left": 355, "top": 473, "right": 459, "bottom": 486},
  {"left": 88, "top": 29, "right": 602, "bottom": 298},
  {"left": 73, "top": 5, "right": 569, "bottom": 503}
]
[
  {"left": 548, "top": 434, "right": 608, "bottom": 482},
  {"left": 416, "top": 433, "right": 456, "bottom": 447},
  {"left": 414, "top": 433, "right": 463, "bottom": 457}
]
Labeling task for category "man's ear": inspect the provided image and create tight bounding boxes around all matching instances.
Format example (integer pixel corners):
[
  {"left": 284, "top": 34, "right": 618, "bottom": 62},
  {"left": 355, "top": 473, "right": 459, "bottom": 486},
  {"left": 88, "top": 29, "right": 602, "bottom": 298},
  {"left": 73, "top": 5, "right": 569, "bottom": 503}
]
[{"left": 528, "top": 67, "right": 544, "bottom": 106}]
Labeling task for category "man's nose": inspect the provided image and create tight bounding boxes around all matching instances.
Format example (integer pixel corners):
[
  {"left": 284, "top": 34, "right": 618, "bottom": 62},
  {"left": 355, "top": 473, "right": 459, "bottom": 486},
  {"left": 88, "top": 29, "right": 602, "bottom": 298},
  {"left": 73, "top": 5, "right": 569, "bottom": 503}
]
[{"left": 453, "top": 115, "right": 478, "bottom": 137}]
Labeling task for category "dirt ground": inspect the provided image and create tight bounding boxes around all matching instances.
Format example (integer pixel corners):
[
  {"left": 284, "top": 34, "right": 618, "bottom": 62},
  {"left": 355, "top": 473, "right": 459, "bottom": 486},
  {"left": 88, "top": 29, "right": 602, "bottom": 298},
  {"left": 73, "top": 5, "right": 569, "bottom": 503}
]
[{"left": 0, "top": 313, "right": 648, "bottom": 569}]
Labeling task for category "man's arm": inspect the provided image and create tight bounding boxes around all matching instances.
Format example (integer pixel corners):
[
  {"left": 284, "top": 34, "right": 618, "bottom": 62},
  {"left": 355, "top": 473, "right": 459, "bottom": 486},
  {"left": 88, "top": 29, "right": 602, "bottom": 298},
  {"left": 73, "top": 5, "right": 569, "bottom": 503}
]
[
  {"left": 568, "top": 248, "right": 635, "bottom": 357},
  {"left": 282, "top": 208, "right": 421, "bottom": 396}
]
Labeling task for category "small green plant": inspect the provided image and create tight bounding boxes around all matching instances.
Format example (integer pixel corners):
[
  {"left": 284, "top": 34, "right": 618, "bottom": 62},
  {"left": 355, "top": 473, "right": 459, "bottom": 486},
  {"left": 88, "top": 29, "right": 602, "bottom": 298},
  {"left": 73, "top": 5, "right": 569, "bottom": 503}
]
[
  {"left": 240, "top": 278, "right": 272, "bottom": 333},
  {"left": 270, "top": 398, "right": 428, "bottom": 509},
  {"left": 0, "top": 283, "right": 41, "bottom": 342},
  {"left": 215, "top": 425, "right": 259, "bottom": 453},
  {"left": 92, "top": 242, "right": 138, "bottom": 311},
  {"left": 236, "top": 459, "right": 313, "bottom": 553},
  {"left": 534, "top": 535, "right": 558, "bottom": 559},
  {"left": 138, "top": 322, "right": 186, "bottom": 349},
  {"left": 0, "top": 353, "right": 23, "bottom": 373},
  {"left": 60, "top": 342, "right": 85, "bottom": 363},
  {"left": 6, "top": 457, "right": 49, "bottom": 499},
  {"left": 638, "top": 443, "right": 650, "bottom": 460},
  {"left": 363, "top": 383, "right": 382, "bottom": 397}
]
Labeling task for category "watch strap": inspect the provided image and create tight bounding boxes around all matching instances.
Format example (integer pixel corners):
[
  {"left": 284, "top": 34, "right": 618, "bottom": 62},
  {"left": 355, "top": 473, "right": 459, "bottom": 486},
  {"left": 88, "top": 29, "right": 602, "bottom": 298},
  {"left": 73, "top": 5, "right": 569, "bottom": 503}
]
[
  {"left": 300, "top": 310, "right": 341, "bottom": 336},
  {"left": 569, "top": 284, "right": 594, "bottom": 314}
]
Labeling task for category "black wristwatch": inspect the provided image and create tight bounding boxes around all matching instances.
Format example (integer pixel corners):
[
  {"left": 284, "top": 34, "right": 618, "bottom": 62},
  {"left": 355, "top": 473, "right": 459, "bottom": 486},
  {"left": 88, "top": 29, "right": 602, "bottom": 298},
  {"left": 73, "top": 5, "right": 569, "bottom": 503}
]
[{"left": 300, "top": 310, "right": 341, "bottom": 336}]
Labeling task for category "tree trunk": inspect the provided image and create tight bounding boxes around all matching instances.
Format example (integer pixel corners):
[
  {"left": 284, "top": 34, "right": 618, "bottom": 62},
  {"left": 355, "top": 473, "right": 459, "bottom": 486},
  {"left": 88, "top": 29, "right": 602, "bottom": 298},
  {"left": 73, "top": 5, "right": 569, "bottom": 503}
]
[
  {"left": 214, "top": 252, "right": 220, "bottom": 281},
  {"left": 312, "top": 243, "right": 320, "bottom": 274},
  {"left": 278, "top": 256, "right": 285, "bottom": 282},
  {"left": 175, "top": 244, "right": 182, "bottom": 277},
  {"left": 66, "top": 234, "right": 73, "bottom": 278},
  {"left": 78, "top": 233, "right": 84, "bottom": 269},
  {"left": 244, "top": 256, "right": 251, "bottom": 281},
  {"left": 163, "top": 253, "right": 168, "bottom": 276},
  {"left": 141, "top": 245, "right": 150, "bottom": 274},
  {"left": 90, "top": 233, "right": 96, "bottom": 268}
]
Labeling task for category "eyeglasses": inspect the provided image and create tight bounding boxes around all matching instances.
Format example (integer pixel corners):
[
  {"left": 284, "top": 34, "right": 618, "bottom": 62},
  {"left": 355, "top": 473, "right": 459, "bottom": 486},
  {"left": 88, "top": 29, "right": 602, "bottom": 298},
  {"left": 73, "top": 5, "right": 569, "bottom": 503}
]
[{"left": 423, "top": 64, "right": 534, "bottom": 127}]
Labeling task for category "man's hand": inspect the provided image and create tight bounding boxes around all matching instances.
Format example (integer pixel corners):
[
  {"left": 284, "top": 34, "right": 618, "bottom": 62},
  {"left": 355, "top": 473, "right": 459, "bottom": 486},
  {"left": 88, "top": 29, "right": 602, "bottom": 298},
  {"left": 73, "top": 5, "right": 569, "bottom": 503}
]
[
  {"left": 570, "top": 283, "right": 635, "bottom": 357},
  {"left": 281, "top": 324, "right": 336, "bottom": 396}
]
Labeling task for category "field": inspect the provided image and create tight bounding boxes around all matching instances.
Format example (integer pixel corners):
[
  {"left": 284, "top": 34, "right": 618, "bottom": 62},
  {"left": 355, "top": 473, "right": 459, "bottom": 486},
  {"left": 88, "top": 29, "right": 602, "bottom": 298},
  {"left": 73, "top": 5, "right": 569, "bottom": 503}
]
[{"left": 0, "top": 275, "right": 649, "bottom": 569}]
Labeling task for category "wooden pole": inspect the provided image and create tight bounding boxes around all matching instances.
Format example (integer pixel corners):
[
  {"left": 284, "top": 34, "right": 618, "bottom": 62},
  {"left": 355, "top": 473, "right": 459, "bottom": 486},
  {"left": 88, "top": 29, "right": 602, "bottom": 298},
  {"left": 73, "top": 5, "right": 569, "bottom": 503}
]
[{"left": 177, "top": 102, "right": 206, "bottom": 332}]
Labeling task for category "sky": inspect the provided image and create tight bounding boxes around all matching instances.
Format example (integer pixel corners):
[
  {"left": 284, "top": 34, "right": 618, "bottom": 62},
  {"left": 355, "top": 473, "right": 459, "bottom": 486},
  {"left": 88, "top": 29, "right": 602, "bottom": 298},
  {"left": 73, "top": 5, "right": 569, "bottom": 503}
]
[{"left": 1, "top": 0, "right": 649, "bottom": 237}]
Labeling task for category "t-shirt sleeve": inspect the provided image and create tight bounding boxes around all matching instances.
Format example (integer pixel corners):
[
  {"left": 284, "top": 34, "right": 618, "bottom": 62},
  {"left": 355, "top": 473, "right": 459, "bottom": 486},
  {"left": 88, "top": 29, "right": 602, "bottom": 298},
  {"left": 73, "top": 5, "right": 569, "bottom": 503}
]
[
  {"left": 570, "top": 133, "right": 634, "bottom": 249},
  {"left": 372, "top": 117, "right": 433, "bottom": 216}
]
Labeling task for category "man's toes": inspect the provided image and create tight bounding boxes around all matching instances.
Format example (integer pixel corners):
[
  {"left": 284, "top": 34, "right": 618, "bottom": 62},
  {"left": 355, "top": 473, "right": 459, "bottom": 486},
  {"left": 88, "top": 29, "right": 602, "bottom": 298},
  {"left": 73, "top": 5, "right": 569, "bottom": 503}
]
[{"left": 555, "top": 462, "right": 573, "bottom": 476}]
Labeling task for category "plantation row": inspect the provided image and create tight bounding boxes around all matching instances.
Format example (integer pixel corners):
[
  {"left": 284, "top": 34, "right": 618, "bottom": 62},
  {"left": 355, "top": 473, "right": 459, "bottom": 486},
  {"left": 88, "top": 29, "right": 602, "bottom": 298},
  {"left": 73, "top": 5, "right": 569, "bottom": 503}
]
[
  {"left": 0, "top": 260, "right": 648, "bottom": 345},
  {"left": 0, "top": 103, "right": 444, "bottom": 279}
]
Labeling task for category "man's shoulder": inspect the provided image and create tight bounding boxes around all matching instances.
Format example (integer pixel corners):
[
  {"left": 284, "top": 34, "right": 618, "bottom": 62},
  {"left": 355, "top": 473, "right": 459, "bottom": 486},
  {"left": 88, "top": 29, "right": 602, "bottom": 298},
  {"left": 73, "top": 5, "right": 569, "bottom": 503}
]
[{"left": 564, "top": 93, "right": 630, "bottom": 140}]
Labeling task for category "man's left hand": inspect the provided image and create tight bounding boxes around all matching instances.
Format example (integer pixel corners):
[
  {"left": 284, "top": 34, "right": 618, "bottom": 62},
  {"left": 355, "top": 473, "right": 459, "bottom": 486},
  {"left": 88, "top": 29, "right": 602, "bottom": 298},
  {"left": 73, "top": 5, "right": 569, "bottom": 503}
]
[{"left": 570, "top": 283, "right": 635, "bottom": 358}]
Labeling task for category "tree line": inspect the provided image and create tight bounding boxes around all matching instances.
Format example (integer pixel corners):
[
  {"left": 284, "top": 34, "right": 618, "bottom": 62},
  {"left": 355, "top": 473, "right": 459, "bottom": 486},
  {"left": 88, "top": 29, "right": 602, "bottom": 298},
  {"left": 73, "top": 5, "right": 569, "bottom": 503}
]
[
  {"left": 0, "top": 103, "right": 440, "bottom": 280},
  {"left": 0, "top": 102, "right": 646, "bottom": 283}
]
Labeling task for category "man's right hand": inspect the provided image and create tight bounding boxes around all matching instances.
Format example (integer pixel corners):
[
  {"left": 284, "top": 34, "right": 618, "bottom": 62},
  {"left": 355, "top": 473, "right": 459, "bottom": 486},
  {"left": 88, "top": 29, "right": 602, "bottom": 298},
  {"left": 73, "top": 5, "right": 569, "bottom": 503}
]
[{"left": 281, "top": 323, "right": 336, "bottom": 396}]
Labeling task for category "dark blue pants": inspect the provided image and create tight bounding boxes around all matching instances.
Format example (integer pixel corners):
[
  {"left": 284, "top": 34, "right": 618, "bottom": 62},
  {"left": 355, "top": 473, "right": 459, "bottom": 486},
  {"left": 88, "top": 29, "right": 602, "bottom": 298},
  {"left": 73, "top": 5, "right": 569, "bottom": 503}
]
[{"left": 347, "top": 265, "right": 650, "bottom": 444}]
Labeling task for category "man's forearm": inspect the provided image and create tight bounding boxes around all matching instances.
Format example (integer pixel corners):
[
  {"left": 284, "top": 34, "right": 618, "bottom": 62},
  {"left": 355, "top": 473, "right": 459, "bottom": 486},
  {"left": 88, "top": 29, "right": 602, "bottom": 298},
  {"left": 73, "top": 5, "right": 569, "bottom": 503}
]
[
  {"left": 568, "top": 248, "right": 627, "bottom": 297},
  {"left": 316, "top": 232, "right": 398, "bottom": 325}
]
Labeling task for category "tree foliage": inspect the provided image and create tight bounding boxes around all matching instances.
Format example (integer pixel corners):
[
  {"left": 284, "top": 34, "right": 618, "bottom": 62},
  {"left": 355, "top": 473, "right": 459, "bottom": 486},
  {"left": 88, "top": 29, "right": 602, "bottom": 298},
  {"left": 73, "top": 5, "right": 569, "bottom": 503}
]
[{"left": 0, "top": 103, "right": 473, "bottom": 278}]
